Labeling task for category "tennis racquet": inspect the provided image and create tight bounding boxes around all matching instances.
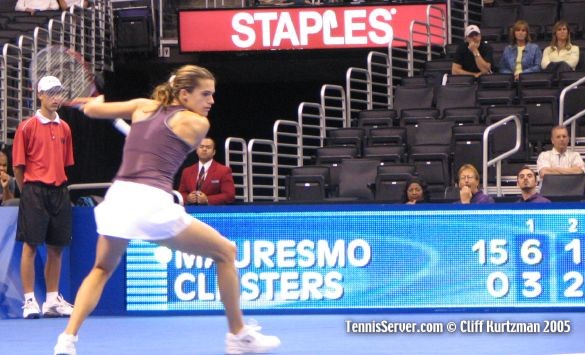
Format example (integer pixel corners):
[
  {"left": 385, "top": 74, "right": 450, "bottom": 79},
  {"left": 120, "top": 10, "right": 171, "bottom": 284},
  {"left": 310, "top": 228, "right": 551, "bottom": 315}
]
[
  {"left": 31, "top": 45, "right": 130, "bottom": 134},
  {"left": 30, "top": 45, "right": 98, "bottom": 103}
]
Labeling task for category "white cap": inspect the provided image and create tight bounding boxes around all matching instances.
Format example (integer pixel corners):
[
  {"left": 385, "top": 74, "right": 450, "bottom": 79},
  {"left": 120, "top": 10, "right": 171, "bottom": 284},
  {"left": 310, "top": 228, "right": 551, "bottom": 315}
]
[
  {"left": 464, "top": 25, "right": 481, "bottom": 37},
  {"left": 37, "top": 76, "right": 63, "bottom": 92}
]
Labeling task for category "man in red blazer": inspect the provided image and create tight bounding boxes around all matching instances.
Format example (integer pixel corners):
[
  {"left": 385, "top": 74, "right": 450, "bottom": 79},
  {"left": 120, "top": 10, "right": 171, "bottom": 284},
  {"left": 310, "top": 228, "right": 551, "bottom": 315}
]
[{"left": 178, "top": 137, "right": 236, "bottom": 205}]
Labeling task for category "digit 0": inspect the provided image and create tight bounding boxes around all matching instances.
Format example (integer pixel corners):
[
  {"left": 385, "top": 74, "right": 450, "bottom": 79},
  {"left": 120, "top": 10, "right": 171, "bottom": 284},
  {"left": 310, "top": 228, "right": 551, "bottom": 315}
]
[{"left": 486, "top": 272, "right": 509, "bottom": 298}]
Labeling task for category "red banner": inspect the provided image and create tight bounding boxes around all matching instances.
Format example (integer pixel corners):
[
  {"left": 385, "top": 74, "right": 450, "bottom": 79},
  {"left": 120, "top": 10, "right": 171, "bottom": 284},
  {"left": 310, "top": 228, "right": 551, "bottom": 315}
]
[{"left": 179, "top": 4, "right": 446, "bottom": 52}]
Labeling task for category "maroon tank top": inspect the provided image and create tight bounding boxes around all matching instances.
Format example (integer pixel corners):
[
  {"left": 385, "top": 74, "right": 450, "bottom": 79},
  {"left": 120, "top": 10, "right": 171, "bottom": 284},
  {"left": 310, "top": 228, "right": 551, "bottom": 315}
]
[{"left": 115, "top": 105, "right": 192, "bottom": 193}]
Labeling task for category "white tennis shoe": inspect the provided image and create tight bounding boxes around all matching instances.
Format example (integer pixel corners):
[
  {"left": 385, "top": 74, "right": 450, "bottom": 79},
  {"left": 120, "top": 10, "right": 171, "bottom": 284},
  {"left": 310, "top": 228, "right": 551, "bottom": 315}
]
[
  {"left": 22, "top": 298, "right": 40, "bottom": 319},
  {"left": 225, "top": 322, "right": 281, "bottom": 354},
  {"left": 42, "top": 294, "right": 73, "bottom": 317},
  {"left": 54, "top": 332, "right": 78, "bottom": 355}
]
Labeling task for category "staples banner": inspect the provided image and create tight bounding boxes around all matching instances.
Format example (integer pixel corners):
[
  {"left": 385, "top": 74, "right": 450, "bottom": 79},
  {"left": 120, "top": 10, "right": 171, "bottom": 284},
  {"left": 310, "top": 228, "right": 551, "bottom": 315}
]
[{"left": 179, "top": 4, "right": 446, "bottom": 52}]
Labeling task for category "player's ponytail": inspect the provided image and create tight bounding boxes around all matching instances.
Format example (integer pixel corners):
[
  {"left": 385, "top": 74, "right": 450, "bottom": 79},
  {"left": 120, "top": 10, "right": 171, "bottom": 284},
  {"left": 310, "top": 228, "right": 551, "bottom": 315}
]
[{"left": 151, "top": 65, "right": 215, "bottom": 106}]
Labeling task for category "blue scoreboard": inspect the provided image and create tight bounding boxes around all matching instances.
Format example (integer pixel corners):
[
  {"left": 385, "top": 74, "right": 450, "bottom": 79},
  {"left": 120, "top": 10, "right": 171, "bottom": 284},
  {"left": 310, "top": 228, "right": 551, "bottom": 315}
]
[{"left": 125, "top": 204, "right": 585, "bottom": 313}]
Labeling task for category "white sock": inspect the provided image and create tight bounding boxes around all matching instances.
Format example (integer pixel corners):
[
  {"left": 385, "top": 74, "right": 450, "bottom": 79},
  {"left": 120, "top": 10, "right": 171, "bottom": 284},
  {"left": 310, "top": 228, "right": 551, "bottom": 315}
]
[
  {"left": 24, "top": 292, "right": 35, "bottom": 302},
  {"left": 60, "top": 333, "right": 78, "bottom": 341},
  {"left": 46, "top": 291, "right": 59, "bottom": 304}
]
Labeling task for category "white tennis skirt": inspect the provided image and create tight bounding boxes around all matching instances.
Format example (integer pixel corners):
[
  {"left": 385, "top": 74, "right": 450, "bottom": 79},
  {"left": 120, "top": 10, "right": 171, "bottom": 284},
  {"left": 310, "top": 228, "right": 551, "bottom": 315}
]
[{"left": 94, "top": 180, "right": 193, "bottom": 240}]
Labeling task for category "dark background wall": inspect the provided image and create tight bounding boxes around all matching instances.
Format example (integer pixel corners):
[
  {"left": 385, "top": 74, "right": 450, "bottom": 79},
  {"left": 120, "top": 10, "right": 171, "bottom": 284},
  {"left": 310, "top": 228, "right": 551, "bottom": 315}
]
[{"left": 63, "top": 47, "right": 374, "bottom": 195}]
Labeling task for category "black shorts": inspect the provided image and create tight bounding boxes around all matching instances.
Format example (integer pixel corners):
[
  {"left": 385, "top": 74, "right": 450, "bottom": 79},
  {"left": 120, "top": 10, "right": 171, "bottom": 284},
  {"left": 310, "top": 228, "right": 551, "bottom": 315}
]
[{"left": 16, "top": 182, "right": 72, "bottom": 247}]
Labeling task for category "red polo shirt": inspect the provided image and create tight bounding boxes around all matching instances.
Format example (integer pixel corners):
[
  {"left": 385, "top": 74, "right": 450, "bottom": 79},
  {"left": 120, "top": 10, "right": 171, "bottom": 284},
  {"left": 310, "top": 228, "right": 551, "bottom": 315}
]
[{"left": 12, "top": 111, "right": 74, "bottom": 186}]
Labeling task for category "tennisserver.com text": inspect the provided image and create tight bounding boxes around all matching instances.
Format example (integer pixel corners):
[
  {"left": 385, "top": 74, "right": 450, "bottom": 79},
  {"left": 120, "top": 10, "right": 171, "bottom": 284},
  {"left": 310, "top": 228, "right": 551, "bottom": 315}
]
[{"left": 345, "top": 320, "right": 572, "bottom": 334}]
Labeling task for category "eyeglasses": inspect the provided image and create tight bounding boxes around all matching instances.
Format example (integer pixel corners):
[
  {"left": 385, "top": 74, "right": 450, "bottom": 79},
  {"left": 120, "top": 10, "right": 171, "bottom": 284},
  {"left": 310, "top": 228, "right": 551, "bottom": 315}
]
[{"left": 459, "top": 175, "right": 476, "bottom": 181}]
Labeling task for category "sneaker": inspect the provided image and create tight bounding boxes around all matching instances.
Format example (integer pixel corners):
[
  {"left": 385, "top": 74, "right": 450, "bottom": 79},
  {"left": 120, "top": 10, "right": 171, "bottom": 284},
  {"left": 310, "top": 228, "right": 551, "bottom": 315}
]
[
  {"left": 225, "top": 322, "right": 281, "bottom": 354},
  {"left": 22, "top": 298, "right": 40, "bottom": 319},
  {"left": 54, "top": 332, "right": 78, "bottom": 355},
  {"left": 42, "top": 294, "right": 74, "bottom": 318}
]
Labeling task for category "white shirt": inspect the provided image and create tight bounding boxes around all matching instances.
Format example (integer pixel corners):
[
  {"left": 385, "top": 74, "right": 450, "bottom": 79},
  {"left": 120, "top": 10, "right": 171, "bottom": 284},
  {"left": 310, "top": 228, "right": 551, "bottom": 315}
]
[
  {"left": 61, "top": 0, "right": 85, "bottom": 7},
  {"left": 197, "top": 160, "right": 212, "bottom": 181},
  {"left": 537, "top": 147, "right": 585, "bottom": 173},
  {"left": 15, "top": 0, "right": 59, "bottom": 11},
  {"left": 541, "top": 45, "right": 580, "bottom": 70}
]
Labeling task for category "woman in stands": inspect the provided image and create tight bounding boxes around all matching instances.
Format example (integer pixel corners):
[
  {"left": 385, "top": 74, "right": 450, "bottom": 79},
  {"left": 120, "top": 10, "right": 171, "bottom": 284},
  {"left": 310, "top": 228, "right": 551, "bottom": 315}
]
[
  {"left": 53, "top": 65, "right": 280, "bottom": 355},
  {"left": 541, "top": 20, "right": 580, "bottom": 74},
  {"left": 499, "top": 20, "right": 542, "bottom": 80},
  {"left": 402, "top": 178, "right": 430, "bottom": 204}
]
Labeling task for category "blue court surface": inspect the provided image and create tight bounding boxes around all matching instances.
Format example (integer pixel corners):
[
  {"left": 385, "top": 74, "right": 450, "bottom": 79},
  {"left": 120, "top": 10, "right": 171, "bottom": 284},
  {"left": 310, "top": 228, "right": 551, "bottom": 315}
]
[{"left": 1, "top": 312, "right": 585, "bottom": 354}]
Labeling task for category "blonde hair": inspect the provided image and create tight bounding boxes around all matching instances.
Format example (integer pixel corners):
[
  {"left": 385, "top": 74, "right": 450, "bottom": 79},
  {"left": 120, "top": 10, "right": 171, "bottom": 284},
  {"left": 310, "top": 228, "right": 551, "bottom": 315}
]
[
  {"left": 151, "top": 65, "right": 215, "bottom": 106},
  {"left": 550, "top": 20, "right": 572, "bottom": 51},
  {"left": 458, "top": 164, "right": 480, "bottom": 181},
  {"left": 509, "top": 20, "right": 532, "bottom": 45}
]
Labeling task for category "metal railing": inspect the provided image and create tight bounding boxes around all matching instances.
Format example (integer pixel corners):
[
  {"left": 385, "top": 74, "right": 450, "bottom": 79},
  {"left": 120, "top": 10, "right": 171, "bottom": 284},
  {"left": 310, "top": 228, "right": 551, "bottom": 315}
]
[
  {"left": 225, "top": 137, "right": 249, "bottom": 202},
  {"left": 247, "top": 139, "right": 278, "bottom": 202},
  {"left": 345, "top": 67, "right": 371, "bottom": 121},
  {"left": 273, "top": 120, "right": 303, "bottom": 200},
  {"left": 0, "top": 1, "right": 114, "bottom": 147},
  {"left": 482, "top": 115, "right": 522, "bottom": 197},
  {"left": 559, "top": 76, "right": 585, "bottom": 149}
]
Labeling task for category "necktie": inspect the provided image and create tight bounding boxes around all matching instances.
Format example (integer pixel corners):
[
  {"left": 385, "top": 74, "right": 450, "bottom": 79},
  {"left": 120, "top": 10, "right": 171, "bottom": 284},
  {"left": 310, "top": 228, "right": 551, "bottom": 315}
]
[{"left": 196, "top": 166, "right": 205, "bottom": 191}]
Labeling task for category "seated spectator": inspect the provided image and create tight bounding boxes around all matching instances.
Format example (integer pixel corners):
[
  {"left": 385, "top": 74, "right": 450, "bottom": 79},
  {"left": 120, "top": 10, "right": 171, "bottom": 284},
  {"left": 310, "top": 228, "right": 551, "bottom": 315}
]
[
  {"left": 456, "top": 164, "right": 495, "bottom": 204},
  {"left": 452, "top": 25, "right": 494, "bottom": 78},
  {"left": 0, "top": 150, "right": 16, "bottom": 205},
  {"left": 541, "top": 20, "right": 580, "bottom": 75},
  {"left": 516, "top": 166, "right": 550, "bottom": 203},
  {"left": 15, "top": 0, "right": 59, "bottom": 14},
  {"left": 499, "top": 20, "right": 542, "bottom": 80},
  {"left": 57, "top": 0, "right": 89, "bottom": 10},
  {"left": 178, "top": 137, "right": 235, "bottom": 205},
  {"left": 403, "top": 178, "right": 430, "bottom": 204},
  {"left": 537, "top": 125, "right": 585, "bottom": 178}
]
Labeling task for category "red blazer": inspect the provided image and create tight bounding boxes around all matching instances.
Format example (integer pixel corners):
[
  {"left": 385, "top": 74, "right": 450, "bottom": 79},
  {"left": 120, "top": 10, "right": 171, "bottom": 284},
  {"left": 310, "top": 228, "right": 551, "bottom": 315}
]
[{"left": 178, "top": 160, "right": 235, "bottom": 205}]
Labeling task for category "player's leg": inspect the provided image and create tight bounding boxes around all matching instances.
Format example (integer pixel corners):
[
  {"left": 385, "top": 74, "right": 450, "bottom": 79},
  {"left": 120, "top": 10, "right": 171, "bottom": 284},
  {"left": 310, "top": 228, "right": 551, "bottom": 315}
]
[
  {"left": 158, "top": 219, "right": 280, "bottom": 354},
  {"left": 54, "top": 235, "right": 128, "bottom": 355},
  {"left": 158, "top": 219, "right": 244, "bottom": 333},
  {"left": 65, "top": 235, "right": 128, "bottom": 334}
]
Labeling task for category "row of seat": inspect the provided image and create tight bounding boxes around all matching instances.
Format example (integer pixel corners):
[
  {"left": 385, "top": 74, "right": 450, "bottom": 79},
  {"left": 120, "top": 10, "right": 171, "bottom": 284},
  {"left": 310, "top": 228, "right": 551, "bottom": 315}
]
[
  {"left": 480, "top": 0, "right": 585, "bottom": 41},
  {"left": 0, "top": 11, "right": 64, "bottom": 46},
  {"left": 317, "top": 116, "right": 528, "bottom": 194},
  {"left": 287, "top": 158, "right": 585, "bottom": 202},
  {"left": 288, "top": 159, "right": 422, "bottom": 203}
]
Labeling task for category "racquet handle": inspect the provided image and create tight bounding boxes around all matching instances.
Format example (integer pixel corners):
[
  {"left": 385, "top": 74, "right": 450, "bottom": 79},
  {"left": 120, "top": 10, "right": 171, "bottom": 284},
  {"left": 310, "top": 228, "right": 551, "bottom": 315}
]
[{"left": 113, "top": 118, "right": 131, "bottom": 136}]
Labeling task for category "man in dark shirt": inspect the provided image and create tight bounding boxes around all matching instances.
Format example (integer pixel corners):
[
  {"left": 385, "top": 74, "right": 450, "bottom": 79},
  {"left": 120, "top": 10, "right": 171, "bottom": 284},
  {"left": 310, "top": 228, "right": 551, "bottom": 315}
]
[
  {"left": 452, "top": 24, "right": 494, "bottom": 78},
  {"left": 516, "top": 166, "right": 551, "bottom": 203}
]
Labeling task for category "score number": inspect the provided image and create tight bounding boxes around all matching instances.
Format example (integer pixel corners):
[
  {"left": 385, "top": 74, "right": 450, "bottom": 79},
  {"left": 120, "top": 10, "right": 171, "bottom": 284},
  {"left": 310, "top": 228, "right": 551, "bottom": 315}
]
[{"left": 472, "top": 218, "right": 583, "bottom": 299}]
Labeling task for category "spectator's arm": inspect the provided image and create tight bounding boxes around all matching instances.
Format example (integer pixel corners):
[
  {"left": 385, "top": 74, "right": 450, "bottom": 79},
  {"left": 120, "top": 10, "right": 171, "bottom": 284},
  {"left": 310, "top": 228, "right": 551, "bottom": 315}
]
[
  {"left": 541, "top": 47, "right": 551, "bottom": 69},
  {"left": 13, "top": 166, "right": 24, "bottom": 193},
  {"left": 58, "top": 0, "right": 69, "bottom": 10},
  {"left": 452, "top": 63, "right": 481, "bottom": 77},
  {"left": 475, "top": 50, "right": 492, "bottom": 74},
  {"left": 1, "top": 173, "right": 14, "bottom": 201},
  {"left": 499, "top": 48, "right": 512, "bottom": 73},
  {"left": 207, "top": 168, "right": 236, "bottom": 205},
  {"left": 14, "top": 0, "right": 27, "bottom": 11},
  {"left": 524, "top": 45, "right": 543, "bottom": 73},
  {"left": 566, "top": 46, "right": 580, "bottom": 70}
]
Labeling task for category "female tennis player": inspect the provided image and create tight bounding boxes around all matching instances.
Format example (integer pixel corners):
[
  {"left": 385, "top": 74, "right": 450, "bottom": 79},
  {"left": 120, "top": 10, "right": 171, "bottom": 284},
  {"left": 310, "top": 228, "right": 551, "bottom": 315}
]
[{"left": 54, "top": 65, "right": 281, "bottom": 355}]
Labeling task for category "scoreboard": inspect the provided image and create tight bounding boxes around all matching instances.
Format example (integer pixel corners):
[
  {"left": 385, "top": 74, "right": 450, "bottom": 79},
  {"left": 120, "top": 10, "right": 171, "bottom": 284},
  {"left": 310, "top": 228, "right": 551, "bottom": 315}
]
[{"left": 125, "top": 203, "right": 585, "bottom": 313}]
